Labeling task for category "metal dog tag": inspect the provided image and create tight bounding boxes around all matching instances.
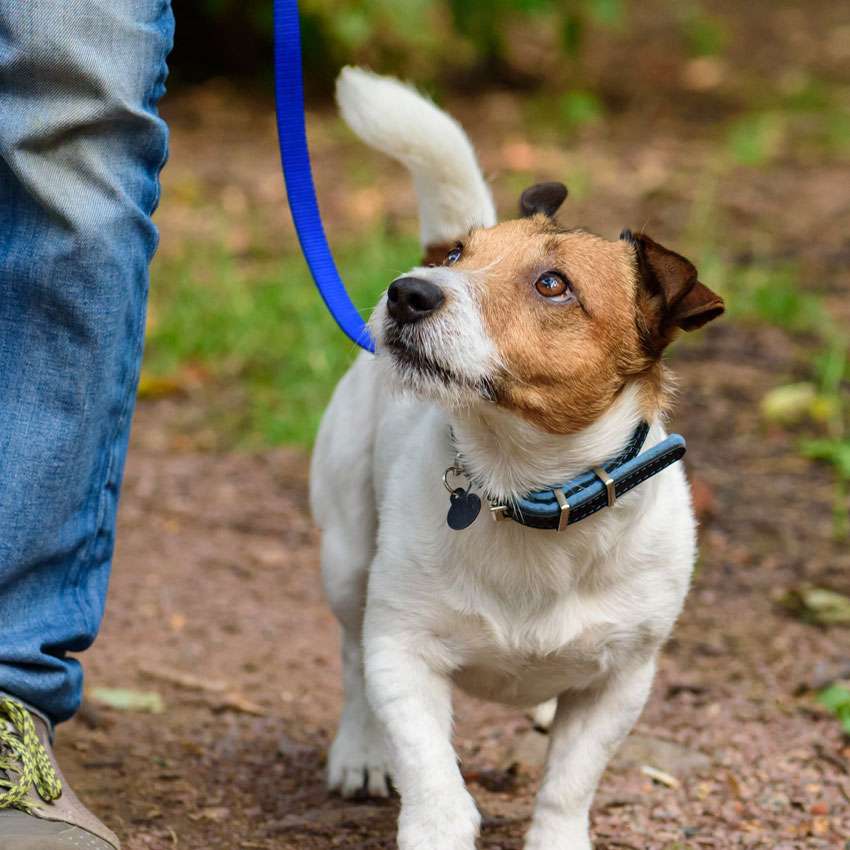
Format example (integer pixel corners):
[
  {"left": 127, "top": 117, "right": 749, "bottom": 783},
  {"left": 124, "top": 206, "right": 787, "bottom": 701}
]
[{"left": 446, "top": 488, "right": 481, "bottom": 531}]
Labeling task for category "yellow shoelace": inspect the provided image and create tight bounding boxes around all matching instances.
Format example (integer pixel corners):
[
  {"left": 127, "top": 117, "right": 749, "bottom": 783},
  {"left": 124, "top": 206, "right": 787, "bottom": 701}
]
[{"left": 0, "top": 697, "right": 62, "bottom": 811}]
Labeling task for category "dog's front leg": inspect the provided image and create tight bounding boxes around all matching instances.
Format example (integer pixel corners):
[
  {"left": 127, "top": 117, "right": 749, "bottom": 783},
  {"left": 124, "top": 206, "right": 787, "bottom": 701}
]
[
  {"left": 525, "top": 659, "right": 656, "bottom": 850},
  {"left": 364, "top": 617, "right": 479, "bottom": 850}
]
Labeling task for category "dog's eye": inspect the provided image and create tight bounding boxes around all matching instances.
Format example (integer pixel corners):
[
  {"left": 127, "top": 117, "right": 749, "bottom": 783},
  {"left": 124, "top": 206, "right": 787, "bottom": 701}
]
[
  {"left": 445, "top": 244, "right": 463, "bottom": 265},
  {"left": 534, "top": 272, "right": 572, "bottom": 301}
]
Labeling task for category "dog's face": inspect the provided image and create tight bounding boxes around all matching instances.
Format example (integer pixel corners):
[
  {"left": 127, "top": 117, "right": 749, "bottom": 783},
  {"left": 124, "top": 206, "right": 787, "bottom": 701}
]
[{"left": 371, "top": 183, "right": 724, "bottom": 434}]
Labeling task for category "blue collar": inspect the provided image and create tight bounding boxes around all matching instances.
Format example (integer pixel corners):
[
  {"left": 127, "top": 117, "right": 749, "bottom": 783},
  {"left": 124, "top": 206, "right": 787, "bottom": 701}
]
[{"left": 446, "top": 422, "right": 686, "bottom": 532}]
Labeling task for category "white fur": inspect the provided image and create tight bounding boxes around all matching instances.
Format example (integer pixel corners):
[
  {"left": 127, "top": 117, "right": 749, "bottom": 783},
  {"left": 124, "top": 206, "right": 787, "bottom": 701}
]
[
  {"left": 336, "top": 66, "right": 497, "bottom": 247},
  {"left": 368, "top": 264, "right": 502, "bottom": 408},
  {"left": 310, "top": 69, "right": 698, "bottom": 850}
]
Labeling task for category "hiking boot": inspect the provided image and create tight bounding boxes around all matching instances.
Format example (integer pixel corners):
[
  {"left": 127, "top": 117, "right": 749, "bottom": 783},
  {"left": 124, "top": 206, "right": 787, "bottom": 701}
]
[{"left": 0, "top": 696, "right": 120, "bottom": 849}]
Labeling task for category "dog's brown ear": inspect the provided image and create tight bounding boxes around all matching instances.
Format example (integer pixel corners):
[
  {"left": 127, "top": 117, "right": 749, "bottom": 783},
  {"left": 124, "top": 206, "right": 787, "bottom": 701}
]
[
  {"left": 519, "top": 182, "right": 568, "bottom": 218},
  {"left": 622, "top": 229, "right": 725, "bottom": 353}
]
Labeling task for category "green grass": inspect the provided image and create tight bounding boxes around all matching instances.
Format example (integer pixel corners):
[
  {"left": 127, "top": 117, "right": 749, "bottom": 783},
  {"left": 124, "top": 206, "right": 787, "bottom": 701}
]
[
  {"left": 145, "top": 230, "right": 420, "bottom": 447},
  {"left": 682, "top": 9, "right": 728, "bottom": 58},
  {"left": 818, "top": 683, "right": 850, "bottom": 735},
  {"left": 719, "top": 263, "right": 826, "bottom": 333},
  {"left": 704, "top": 256, "right": 849, "bottom": 539},
  {"left": 524, "top": 89, "right": 606, "bottom": 138}
]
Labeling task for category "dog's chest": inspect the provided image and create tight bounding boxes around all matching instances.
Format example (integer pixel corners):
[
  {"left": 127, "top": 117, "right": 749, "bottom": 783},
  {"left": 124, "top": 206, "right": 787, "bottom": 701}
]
[
  {"left": 446, "top": 607, "right": 658, "bottom": 707},
  {"left": 423, "top": 512, "right": 662, "bottom": 706}
]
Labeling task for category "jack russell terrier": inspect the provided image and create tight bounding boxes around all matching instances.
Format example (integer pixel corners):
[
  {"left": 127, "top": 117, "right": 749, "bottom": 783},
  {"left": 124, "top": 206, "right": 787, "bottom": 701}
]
[{"left": 310, "top": 67, "right": 724, "bottom": 850}]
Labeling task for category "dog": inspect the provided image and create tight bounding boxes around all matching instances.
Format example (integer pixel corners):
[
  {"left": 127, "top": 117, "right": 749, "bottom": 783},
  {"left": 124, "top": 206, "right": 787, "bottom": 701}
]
[{"left": 310, "top": 67, "right": 724, "bottom": 850}]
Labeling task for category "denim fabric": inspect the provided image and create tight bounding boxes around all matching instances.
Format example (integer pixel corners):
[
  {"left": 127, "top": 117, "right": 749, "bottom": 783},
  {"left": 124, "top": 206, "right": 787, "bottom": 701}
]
[{"left": 0, "top": 0, "right": 174, "bottom": 723}]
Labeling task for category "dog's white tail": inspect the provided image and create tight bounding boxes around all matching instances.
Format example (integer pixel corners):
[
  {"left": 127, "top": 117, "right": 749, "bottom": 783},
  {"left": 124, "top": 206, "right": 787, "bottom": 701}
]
[{"left": 336, "top": 66, "right": 497, "bottom": 254}]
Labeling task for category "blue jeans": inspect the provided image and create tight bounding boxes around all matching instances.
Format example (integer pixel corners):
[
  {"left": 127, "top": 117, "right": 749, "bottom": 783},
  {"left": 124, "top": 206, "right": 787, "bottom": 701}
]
[{"left": 0, "top": 0, "right": 174, "bottom": 724}]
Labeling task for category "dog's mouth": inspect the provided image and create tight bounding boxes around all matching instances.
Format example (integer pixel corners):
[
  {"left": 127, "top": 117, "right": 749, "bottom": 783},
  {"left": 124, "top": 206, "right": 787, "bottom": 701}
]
[
  {"left": 387, "top": 336, "right": 457, "bottom": 383},
  {"left": 383, "top": 326, "right": 497, "bottom": 402}
]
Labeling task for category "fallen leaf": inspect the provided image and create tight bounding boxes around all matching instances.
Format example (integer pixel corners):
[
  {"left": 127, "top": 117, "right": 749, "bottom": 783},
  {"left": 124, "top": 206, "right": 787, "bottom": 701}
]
[
  {"left": 779, "top": 584, "right": 850, "bottom": 626},
  {"left": 137, "top": 372, "right": 188, "bottom": 400},
  {"left": 140, "top": 664, "right": 228, "bottom": 693},
  {"left": 640, "top": 764, "right": 680, "bottom": 788},
  {"left": 617, "top": 734, "right": 711, "bottom": 778},
  {"left": 90, "top": 687, "right": 164, "bottom": 714},
  {"left": 189, "top": 806, "right": 230, "bottom": 823},
  {"left": 760, "top": 383, "right": 839, "bottom": 427},
  {"left": 215, "top": 691, "right": 267, "bottom": 716},
  {"left": 817, "top": 683, "right": 850, "bottom": 734},
  {"left": 139, "top": 664, "right": 265, "bottom": 715},
  {"left": 760, "top": 382, "right": 816, "bottom": 425}
]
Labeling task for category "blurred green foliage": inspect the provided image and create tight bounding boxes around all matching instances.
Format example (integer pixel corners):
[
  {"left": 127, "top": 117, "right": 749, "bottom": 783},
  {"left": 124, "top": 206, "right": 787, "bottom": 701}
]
[
  {"left": 170, "top": 0, "right": 629, "bottom": 88},
  {"left": 703, "top": 257, "right": 849, "bottom": 538},
  {"left": 680, "top": 7, "right": 728, "bottom": 57},
  {"left": 818, "top": 683, "right": 850, "bottom": 735},
  {"left": 156, "top": 0, "right": 850, "bottom": 501},
  {"left": 146, "top": 231, "right": 419, "bottom": 446}
]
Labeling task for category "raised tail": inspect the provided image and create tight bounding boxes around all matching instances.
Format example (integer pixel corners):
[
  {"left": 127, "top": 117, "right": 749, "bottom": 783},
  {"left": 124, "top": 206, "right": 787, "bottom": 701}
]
[{"left": 335, "top": 66, "right": 497, "bottom": 259}]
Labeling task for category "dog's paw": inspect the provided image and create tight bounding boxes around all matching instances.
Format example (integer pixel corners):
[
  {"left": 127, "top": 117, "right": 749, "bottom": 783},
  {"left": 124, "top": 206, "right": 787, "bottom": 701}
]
[
  {"left": 397, "top": 790, "right": 480, "bottom": 850},
  {"left": 327, "top": 719, "right": 392, "bottom": 798}
]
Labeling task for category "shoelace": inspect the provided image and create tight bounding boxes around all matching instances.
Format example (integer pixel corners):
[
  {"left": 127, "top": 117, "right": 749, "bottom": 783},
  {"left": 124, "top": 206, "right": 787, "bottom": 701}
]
[{"left": 0, "top": 697, "right": 62, "bottom": 811}]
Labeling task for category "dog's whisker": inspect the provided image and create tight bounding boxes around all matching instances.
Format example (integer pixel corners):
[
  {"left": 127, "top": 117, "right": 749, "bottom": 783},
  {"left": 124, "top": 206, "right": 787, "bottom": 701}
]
[{"left": 465, "top": 254, "right": 506, "bottom": 276}]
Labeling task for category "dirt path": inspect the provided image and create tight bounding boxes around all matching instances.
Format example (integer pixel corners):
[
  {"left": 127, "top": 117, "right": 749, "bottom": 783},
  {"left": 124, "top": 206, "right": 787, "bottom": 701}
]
[
  {"left": 53, "top": 4, "right": 850, "bottom": 841},
  {"left": 55, "top": 317, "right": 850, "bottom": 850}
]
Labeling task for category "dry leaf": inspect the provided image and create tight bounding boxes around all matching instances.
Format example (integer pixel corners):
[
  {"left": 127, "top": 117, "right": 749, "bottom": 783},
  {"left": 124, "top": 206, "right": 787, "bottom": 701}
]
[
  {"left": 640, "top": 765, "right": 680, "bottom": 788},
  {"left": 779, "top": 584, "right": 850, "bottom": 625},
  {"left": 90, "top": 687, "right": 164, "bottom": 714}
]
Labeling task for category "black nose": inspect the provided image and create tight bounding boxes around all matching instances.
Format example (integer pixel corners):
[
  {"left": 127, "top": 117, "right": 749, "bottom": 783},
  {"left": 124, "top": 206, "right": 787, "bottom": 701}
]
[{"left": 386, "top": 277, "right": 445, "bottom": 324}]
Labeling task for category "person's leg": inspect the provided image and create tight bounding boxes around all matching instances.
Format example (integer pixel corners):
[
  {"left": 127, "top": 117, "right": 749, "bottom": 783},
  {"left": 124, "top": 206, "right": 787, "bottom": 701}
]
[{"left": 0, "top": 0, "right": 174, "bottom": 725}]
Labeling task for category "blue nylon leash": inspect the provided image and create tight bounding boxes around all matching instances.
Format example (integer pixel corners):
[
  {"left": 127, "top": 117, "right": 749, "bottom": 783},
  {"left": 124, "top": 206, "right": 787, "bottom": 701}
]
[{"left": 272, "top": 0, "right": 375, "bottom": 352}]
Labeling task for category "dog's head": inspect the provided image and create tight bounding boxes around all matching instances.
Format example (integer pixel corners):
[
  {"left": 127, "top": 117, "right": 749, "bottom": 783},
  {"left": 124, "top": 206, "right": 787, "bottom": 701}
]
[{"left": 371, "top": 182, "right": 724, "bottom": 433}]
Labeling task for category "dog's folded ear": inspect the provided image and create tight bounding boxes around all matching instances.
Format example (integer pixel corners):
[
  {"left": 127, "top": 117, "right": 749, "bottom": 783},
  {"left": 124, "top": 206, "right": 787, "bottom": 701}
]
[
  {"left": 622, "top": 229, "right": 725, "bottom": 353},
  {"left": 519, "top": 182, "right": 568, "bottom": 218}
]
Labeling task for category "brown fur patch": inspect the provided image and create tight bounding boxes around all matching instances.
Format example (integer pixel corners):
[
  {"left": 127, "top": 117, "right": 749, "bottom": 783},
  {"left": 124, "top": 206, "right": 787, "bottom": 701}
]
[
  {"left": 422, "top": 242, "right": 453, "bottom": 267},
  {"left": 626, "top": 232, "right": 724, "bottom": 357},
  {"left": 447, "top": 217, "right": 666, "bottom": 434}
]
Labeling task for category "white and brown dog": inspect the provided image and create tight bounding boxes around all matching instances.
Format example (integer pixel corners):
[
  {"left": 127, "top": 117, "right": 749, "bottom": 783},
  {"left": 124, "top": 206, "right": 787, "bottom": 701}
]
[{"left": 310, "top": 67, "right": 724, "bottom": 850}]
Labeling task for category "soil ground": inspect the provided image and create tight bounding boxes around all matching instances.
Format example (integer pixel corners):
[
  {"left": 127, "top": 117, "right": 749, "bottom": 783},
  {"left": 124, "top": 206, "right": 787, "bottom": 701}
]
[
  {"left": 57, "top": 328, "right": 850, "bottom": 850},
  {"left": 53, "top": 5, "right": 850, "bottom": 847}
]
